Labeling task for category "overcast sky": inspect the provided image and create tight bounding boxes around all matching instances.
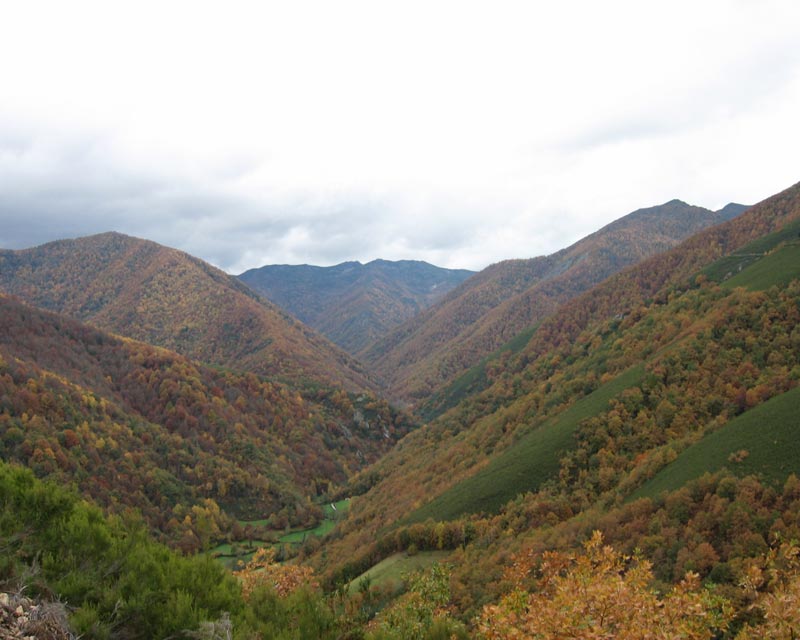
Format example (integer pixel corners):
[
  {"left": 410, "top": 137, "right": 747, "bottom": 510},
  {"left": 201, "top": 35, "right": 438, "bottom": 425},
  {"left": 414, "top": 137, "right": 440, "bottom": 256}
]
[{"left": 1, "top": 0, "right": 799, "bottom": 273}]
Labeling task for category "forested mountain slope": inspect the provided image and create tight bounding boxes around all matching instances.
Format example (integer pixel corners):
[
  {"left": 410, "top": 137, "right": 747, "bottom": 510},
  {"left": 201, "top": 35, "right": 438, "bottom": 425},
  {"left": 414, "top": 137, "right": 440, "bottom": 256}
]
[
  {"left": 1, "top": 184, "right": 798, "bottom": 638},
  {"left": 239, "top": 259, "right": 474, "bottom": 354},
  {"left": 311, "top": 181, "right": 800, "bottom": 621},
  {"left": 0, "top": 294, "right": 414, "bottom": 551},
  {"left": 0, "top": 232, "right": 374, "bottom": 392},
  {"left": 363, "top": 200, "right": 747, "bottom": 405}
]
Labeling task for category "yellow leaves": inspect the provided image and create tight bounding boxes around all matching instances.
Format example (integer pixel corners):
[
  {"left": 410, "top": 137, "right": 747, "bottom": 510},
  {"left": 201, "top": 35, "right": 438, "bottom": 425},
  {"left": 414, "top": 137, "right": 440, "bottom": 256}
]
[
  {"left": 736, "top": 540, "right": 800, "bottom": 639},
  {"left": 728, "top": 449, "right": 750, "bottom": 463},
  {"left": 234, "top": 547, "right": 319, "bottom": 601},
  {"left": 479, "top": 531, "right": 732, "bottom": 640}
]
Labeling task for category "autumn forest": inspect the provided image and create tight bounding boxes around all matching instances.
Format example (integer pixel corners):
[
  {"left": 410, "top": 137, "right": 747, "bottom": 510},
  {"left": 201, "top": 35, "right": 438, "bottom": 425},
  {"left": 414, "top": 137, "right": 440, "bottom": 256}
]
[{"left": 2, "top": 180, "right": 800, "bottom": 638}]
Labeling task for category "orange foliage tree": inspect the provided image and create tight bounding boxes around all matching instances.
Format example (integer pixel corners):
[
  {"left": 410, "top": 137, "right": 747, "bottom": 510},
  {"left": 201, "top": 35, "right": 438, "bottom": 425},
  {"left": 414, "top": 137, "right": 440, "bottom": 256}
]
[
  {"left": 234, "top": 547, "right": 319, "bottom": 601},
  {"left": 478, "top": 531, "right": 732, "bottom": 639},
  {"left": 737, "top": 539, "right": 800, "bottom": 639}
]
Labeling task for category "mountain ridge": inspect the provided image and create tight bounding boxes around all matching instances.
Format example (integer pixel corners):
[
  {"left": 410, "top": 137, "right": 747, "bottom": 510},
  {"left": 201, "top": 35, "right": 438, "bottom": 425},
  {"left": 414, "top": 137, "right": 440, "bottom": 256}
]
[
  {"left": 238, "top": 258, "right": 474, "bottom": 354},
  {"left": 2, "top": 183, "right": 799, "bottom": 638},
  {"left": 362, "top": 199, "right": 749, "bottom": 405},
  {"left": 0, "top": 231, "right": 375, "bottom": 393}
]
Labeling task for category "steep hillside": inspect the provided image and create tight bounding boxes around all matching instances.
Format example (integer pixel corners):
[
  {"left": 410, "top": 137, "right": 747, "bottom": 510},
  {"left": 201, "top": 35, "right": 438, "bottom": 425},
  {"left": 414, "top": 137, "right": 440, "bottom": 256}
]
[
  {"left": 422, "top": 212, "right": 799, "bottom": 419},
  {"left": 0, "top": 294, "right": 414, "bottom": 550},
  {"left": 3, "top": 183, "right": 798, "bottom": 638},
  {"left": 0, "top": 232, "right": 373, "bottom": 392},
  {"left": 238, "top": 259, "right": 474, "bottom": 354},
  {"left": 363, "top": 200, "right": 747, "bottom": 405},
  {"left": 631, "top": 385, "right": 800, "bottom": 500},
  {"left": 310, "top": 181, "right": 800, "bottom": 612}
]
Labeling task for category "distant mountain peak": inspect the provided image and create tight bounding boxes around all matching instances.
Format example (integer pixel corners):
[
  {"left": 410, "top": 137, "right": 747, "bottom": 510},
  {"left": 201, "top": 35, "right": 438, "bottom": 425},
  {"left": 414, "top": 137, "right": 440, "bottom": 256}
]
[
  {"left": 363, "top": 196, "right": 747, "bottom": 406},
  {"left": 716, "top": 202, "right": 751, "bottom": 220},
  {"left": 238, "top": 259, "right": 475, "bottom": 354}
]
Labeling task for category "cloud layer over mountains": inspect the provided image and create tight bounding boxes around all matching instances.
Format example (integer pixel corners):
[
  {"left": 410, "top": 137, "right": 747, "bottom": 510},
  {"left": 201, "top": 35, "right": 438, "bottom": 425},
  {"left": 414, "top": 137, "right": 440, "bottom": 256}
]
[{"left": 2, "top": 1, "right": 799, "bottom": 272}]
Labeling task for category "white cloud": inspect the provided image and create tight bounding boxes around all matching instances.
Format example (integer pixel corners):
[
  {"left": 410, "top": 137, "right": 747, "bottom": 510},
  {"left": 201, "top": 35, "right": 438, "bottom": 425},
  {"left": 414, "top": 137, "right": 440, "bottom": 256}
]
[{"left": 1, "top": 0, "right": 799, "bottom": 271}]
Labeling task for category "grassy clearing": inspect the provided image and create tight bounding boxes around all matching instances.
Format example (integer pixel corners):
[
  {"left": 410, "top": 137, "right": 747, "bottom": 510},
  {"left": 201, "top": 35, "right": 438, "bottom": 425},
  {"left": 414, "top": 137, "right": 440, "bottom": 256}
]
[
  {"left": 631, "top": 386, "right": 800, "bottom": 501},
  {"left": 732, "top": 217, "right": 800, "bottom": 255},
  {"left": 406, "top": 366, "right": 645, "bottom": 523},
  {"left": 324, "top": 498, "right": 351, "bottom": 515},
  {"left": 721, "top": 244, "right": 800, "bottom": 291},
  {"left": 209, "top": 499, "right": 351, "bottom": 568},
  {"left": 237, "top": 499, "right": 350, "bottom": 540},
  {"left": 703, "top": 217, "right": 800, "bottom": 283},
  {"left": 702, "top": 255, "right": 763, "bottom": 283},
  {"left": 346, "top": 551, "right": 451, "bottom": 594},
  {"left": 279, "top": 519, "right": 336, "bottom": 543},
  {"left": 278, "top": 498, "right": 350, "bottom": 544},
  {"left": 206, "top": 540, "right": 272, "bottom": 570}
]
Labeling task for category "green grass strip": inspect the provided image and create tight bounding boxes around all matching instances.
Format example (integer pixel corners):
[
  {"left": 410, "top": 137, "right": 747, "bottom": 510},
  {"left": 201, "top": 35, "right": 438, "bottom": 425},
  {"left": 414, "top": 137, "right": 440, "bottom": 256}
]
[
  {"left": 407, "top": 365, "right": 645, "bottom": 523},
  {"left": 631, "top": 386, "right": 800, "bottom": 501},
  {"left": 346, "top": 551, "right": 451, "bottom": 593},
  {"left": 703, "top": 217, "right": 800, "bottom": 283},
  {"left": 721, "top": 244, "right": 800, "bottom": 291}
]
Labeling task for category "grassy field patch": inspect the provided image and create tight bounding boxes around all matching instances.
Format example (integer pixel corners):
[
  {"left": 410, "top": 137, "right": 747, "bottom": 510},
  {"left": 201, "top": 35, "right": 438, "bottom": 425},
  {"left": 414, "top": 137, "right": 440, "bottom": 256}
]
[
  {"left": 703, "top": 217, "right": 800, "bottom": 284},
  {"left": 631, "top": 386, "right": 800, "bottom": 500},
  {"left": 278, "top": 498, "right": 351, "bottom": 543},
  {"left": 407, "top": 366, "right": 645, "bottom": 523},
  {"left": 346, "top": 551, "right": 451, "bottom": 594},
  {"left": 279, "top": 519, "right": 336, "bottom": 543},
  {"left": 209, "top": 499, "right": 351, "bottom": 568},
  {"left": 206, "top": 540, "right": 272, "bottom": 570},
  {"left": 721, "top": 244, "right": 800, "bottom": 291}
]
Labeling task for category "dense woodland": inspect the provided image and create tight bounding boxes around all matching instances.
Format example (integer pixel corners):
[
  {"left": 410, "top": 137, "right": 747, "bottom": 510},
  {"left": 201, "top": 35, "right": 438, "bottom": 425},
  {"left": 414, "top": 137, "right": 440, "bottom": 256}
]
[
  {"left": 1, "top": 181, "right": 799, "bottom": 637},
  {"left": 4, "top": 462, "right": 800, "bottom": 639},
  {"left": 0, "top": 233, "right": 374, "bottom": 393},
  {"left": 0, "top": 295, "right": 413, "bottom": 552},
  {"left": 307, "top": 182, "right": 800, "bottom": 633}
]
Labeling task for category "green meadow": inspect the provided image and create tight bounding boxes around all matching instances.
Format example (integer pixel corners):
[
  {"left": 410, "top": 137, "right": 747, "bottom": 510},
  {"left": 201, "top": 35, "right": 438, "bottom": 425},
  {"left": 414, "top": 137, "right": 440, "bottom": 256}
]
[
  {"left": 407, "top": 366, "right": 645, "bottom": 522},
  {"left": 632, "top": 386, "right": 800, "bottom": 500}
]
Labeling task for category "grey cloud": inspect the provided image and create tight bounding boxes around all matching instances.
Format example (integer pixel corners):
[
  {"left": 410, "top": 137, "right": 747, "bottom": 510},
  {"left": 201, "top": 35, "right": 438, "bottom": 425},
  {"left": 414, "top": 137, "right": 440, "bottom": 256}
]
[
  {"left": 0, "top": 120, "right": 283, "bottom": 261},
  {"left": 0, "top": 122, "right": 488, "bottom": 272},
  {"left": 188, "top": 195, "right": 399, "bottom": 270}
]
